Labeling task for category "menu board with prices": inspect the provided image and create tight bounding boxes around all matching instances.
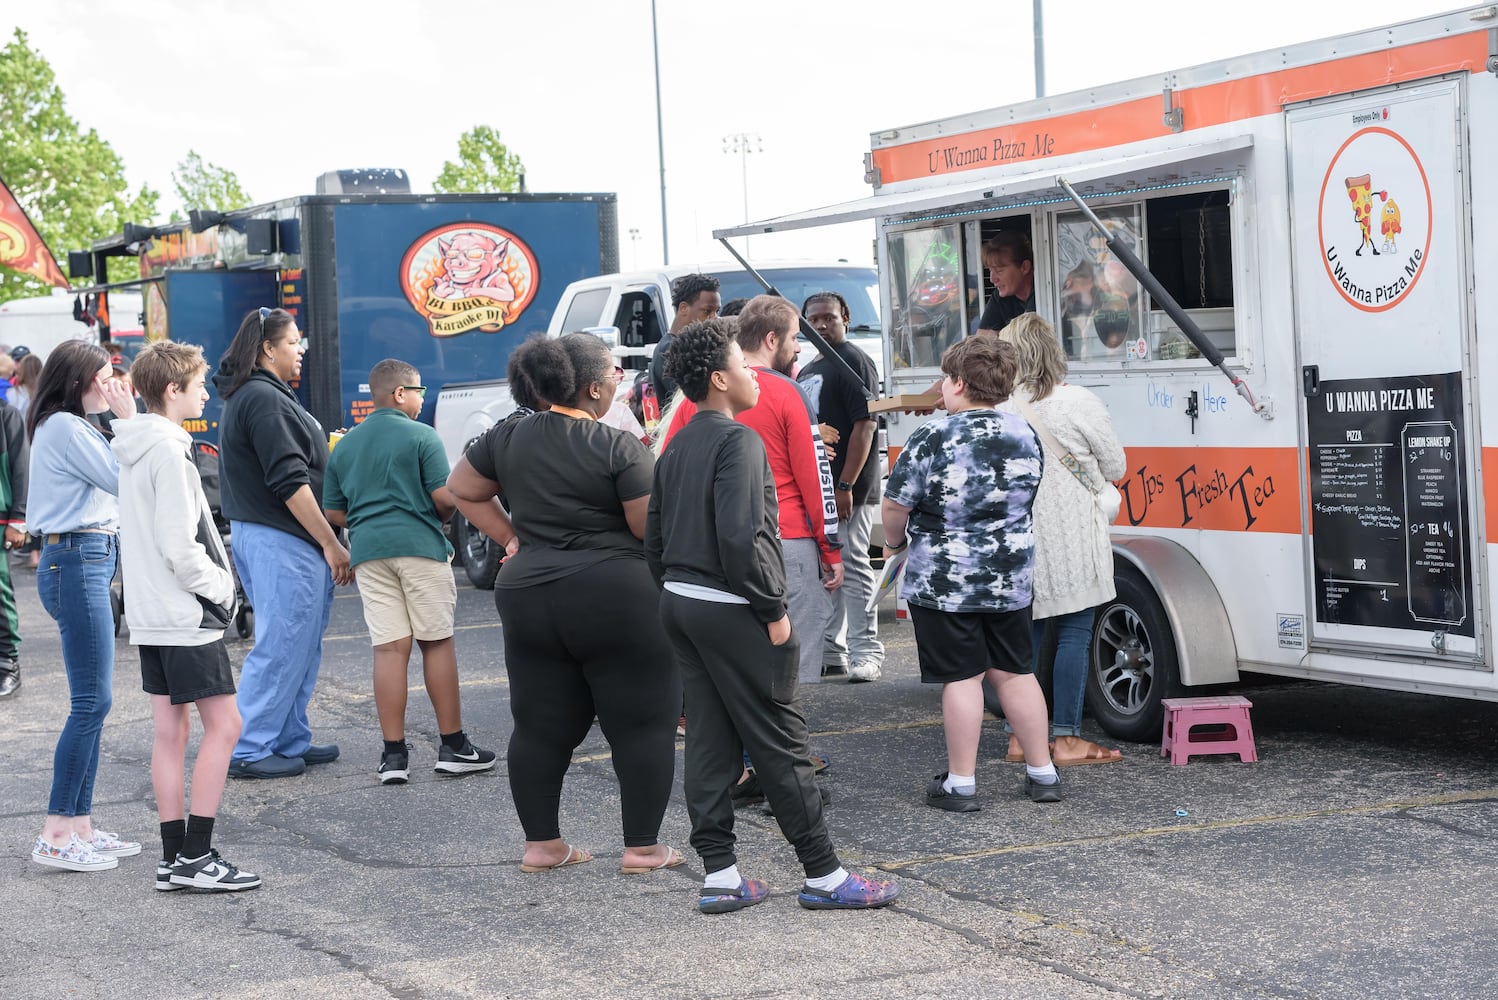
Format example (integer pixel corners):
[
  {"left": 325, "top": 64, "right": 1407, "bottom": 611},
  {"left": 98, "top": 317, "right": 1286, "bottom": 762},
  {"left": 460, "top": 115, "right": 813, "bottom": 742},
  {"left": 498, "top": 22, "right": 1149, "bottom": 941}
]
[{"left": 1306, "top": 372, "right": 1472, "bottom": 637}]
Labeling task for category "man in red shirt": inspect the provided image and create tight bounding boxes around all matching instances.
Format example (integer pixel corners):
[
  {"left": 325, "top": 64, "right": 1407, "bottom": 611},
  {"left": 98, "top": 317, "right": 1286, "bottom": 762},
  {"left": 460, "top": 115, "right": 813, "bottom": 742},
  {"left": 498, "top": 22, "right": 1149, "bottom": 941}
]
[{"left": 659, "top": 295, "right": 843, "bottom": 686}]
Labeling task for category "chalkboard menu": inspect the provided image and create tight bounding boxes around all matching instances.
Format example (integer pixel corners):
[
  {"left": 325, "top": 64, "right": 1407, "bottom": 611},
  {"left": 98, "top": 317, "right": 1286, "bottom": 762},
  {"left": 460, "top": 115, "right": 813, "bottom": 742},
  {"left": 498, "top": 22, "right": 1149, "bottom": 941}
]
[{"left": 1307, "top": 372, "right": 1471, "bottom": 636}]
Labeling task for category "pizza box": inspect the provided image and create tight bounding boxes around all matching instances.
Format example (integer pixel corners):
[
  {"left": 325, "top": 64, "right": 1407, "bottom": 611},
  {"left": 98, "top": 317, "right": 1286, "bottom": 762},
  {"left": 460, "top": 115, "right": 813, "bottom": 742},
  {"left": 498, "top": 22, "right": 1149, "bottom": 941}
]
[{"left": 868, "top": 393, "right": 940, "bottom": 414}]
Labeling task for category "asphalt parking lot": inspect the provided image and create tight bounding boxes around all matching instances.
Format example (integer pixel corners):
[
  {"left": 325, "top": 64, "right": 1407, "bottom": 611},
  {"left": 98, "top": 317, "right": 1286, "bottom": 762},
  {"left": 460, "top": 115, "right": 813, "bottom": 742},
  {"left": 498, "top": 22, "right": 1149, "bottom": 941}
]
[{"left": 4, "top": 565, "right": 1498, "bottom": 999}]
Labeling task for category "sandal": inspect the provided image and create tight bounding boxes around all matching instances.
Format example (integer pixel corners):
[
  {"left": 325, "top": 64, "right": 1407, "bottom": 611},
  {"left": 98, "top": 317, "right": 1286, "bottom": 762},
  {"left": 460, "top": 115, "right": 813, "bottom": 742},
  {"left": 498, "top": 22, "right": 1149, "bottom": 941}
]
[
  {"left": 1004, "top": 737, "right": 1055, "bottom": 763},
  {"left": 621, "top": 845, "right": 685, "bottom": 874},
  {"left": 1053, "top": 741, "right": 1123, "bottom": 767},
  {"left": 519, "top": 844, "right": 594, "bottom": 873}
]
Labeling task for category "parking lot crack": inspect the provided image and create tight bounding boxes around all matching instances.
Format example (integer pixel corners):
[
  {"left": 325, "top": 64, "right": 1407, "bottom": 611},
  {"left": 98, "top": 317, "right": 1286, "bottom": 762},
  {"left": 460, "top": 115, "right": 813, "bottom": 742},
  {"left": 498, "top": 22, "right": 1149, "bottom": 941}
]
[{"left": 239, "top": 904, "right": 423, "bottom": 999}]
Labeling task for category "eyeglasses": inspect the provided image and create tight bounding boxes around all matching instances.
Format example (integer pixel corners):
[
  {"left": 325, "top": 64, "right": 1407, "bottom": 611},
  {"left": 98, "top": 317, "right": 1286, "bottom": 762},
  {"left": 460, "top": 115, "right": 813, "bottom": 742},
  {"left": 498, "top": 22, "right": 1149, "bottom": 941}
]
[
  {"left": 394, "top": 385, "right": 427, "bottom": 397},
  {"left": 606, "top": 366, "right": 626, "bottom": 384}
]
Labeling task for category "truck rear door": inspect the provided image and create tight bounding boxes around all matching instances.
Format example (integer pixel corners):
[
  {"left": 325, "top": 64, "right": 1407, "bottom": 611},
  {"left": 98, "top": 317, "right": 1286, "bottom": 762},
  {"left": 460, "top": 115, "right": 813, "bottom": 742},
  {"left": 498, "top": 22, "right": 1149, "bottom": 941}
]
[{"left": 1288, "top": 77, "right": 1483, "bottom": 662}]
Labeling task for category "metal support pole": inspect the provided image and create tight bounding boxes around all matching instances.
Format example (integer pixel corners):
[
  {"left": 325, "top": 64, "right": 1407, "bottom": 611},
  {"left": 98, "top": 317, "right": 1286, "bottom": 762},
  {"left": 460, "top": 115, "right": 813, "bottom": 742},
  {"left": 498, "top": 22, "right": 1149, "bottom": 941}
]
[
  {"left": 1033, "top": 0, "right": 1045, "bottom": 98},
  {"left": 651, "top": 0, "right": 670, "bottom": 265}
]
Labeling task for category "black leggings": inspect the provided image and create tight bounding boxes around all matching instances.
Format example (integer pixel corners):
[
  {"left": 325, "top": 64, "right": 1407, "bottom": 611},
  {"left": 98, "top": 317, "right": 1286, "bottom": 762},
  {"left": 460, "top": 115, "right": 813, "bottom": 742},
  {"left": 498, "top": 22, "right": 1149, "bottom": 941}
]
[{"left": 495, "top": 557, "right": 680, "bottom": 846}]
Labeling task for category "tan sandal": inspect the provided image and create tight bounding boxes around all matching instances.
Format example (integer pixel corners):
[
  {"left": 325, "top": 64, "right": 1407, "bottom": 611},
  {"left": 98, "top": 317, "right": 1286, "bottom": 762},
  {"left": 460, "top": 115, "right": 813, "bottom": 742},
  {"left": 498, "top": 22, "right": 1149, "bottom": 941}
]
[
  {"left": 519, "top": 844, "right": 593, "bottom": 872},
  {"left": 1004, "top": 736, "right": 1055, "bottom": 763},
  {"left": 1053, "top": 741, "right": 1123, "bottom": 767},
  {"left": 621, "top": 845, "right": 685, "bottom": 874}
]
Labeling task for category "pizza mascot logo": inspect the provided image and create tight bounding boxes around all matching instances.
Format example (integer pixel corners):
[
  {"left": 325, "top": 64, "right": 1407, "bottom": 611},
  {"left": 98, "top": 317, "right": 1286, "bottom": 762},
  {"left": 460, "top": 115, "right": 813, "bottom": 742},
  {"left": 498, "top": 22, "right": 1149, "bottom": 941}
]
[
  {"left": 1317, "top": 126, "right": 1430, "bottom": 313},
  {"left": 401, "top": 223, "right": 538, "bottom": 337}
]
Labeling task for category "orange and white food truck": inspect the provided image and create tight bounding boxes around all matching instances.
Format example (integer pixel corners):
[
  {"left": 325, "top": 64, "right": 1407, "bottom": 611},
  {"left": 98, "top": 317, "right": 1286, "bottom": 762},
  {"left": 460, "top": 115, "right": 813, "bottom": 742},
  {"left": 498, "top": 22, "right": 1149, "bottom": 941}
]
[{"left": 716, "top": 6, "right": 1498, "bottom": 738}]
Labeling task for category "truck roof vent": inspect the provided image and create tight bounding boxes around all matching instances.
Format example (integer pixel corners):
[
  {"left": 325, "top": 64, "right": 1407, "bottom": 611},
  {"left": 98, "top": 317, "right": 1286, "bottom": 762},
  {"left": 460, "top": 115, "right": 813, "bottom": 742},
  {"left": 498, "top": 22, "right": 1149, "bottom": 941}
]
[{"left": 316, "top": 169, "right": 411, "bottom": 195}]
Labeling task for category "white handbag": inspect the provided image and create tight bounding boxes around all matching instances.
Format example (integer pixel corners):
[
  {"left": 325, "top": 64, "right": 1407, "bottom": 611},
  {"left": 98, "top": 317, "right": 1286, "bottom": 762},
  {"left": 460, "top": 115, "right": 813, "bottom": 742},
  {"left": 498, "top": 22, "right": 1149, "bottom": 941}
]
[{"left": 1013, "top": 396, "right": 1121, "bottom": 521}]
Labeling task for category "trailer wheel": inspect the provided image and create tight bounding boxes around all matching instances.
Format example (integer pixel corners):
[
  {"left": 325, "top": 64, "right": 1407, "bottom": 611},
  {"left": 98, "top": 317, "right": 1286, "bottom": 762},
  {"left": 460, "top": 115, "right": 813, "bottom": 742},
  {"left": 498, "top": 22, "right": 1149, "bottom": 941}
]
[
  {"left": 235, "top": 607, "right": 254, "bottom": 640},
  {"left": 1086, "top": 568, "right": 1180, "bottom": 741},
  {"left": 454, "top": 514, "right": 501, "bottom": 590}
]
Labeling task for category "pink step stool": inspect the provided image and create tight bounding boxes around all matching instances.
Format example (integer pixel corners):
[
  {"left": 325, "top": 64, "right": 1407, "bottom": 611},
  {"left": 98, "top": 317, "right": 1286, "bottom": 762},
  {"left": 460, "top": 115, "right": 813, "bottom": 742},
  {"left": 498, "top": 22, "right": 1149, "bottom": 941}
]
[{"left": 1160, "top": 696, "right": 1258, "bottom": 765}]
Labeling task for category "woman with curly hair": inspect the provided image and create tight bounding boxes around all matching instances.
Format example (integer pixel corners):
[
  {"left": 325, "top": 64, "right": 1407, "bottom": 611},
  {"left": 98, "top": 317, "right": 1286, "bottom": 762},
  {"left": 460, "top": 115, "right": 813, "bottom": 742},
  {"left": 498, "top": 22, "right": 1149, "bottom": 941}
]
[
  {"left": 447, "top": 332, "right": 682, "bottom": 876},
  {"left": 647, "top": 319, "right": 899, "bottom": 915}
]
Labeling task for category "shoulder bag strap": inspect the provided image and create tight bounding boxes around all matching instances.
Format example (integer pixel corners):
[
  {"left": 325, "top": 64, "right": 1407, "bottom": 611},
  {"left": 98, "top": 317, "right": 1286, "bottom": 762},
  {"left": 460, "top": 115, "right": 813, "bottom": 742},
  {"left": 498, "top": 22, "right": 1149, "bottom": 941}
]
[{"left": 1012, "top": 395, "right": 1100, "bottom": 495}]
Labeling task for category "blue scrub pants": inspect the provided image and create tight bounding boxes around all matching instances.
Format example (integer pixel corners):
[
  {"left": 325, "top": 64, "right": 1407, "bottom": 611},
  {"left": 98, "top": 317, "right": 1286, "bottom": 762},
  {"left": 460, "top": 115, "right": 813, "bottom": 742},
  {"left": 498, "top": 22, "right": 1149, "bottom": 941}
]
[{"left": 230, "top": 520, "right": 334, "bottom": 762}]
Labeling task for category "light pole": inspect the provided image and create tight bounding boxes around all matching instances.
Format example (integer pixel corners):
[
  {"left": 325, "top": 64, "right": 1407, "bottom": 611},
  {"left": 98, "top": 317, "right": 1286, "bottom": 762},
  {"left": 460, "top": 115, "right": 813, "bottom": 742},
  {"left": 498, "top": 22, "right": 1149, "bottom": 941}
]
[
  {"left": 722, "top": 131, "right": 762, "bottom": 255},
  {"left": 651, "top": 0, "right": 670, "bottom": 264}
]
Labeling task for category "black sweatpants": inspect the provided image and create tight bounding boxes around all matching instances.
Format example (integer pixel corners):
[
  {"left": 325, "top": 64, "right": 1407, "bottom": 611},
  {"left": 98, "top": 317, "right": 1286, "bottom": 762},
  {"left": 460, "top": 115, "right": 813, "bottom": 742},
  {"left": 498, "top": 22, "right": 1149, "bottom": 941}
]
[
  {"left": 495, "top": 557, "right": 680, "bottom": 846},
  {"left": 660, "top": 590, "right": 840, "bottom": 879}
]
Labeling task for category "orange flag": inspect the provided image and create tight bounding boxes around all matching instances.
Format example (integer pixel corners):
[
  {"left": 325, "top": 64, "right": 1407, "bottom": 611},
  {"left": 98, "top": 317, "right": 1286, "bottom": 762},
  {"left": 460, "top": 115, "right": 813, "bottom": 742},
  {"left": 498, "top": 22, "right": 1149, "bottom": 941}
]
[{"left": 0, "top": 175, "right": 68, "bottom": 288}]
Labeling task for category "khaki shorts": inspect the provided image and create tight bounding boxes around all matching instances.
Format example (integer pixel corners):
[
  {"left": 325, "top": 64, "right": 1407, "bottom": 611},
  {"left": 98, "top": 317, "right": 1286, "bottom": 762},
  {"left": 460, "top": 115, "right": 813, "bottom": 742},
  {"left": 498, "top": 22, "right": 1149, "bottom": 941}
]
[{"left": 357, "top": 556, "right": 458, "bottom": 646}]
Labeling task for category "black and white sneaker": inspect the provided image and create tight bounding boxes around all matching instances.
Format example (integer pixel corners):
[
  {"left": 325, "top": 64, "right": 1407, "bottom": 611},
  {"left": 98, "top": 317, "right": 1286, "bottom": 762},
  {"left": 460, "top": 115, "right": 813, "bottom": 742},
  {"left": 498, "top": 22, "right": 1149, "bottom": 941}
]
[
  {"left": 434, "top": 737, "right": 496, "bottom": 775},
  {"left": 379, "top": 743, "right": 411, "bottom": 785},
  {"left": 156, "top": 860, "right": 186, "bottom": 892},
  {"left": 168, "top": 849, "right": 262, "bottom": 891}
]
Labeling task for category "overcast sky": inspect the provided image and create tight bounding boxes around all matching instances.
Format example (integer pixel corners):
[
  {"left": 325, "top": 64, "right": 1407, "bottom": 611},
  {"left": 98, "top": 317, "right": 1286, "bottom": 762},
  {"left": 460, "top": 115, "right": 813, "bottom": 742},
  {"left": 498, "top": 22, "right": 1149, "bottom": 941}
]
[{"left": 4, "top": 0, "right": 1467, "bottom": 268}]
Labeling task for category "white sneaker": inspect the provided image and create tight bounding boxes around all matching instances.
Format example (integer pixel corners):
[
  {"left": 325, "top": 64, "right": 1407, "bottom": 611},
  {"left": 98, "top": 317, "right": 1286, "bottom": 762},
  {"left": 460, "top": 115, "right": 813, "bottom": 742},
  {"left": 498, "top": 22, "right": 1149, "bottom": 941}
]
[
  {"left": 88, "top": 829, "right": 142, "bottom": 858},
  {"left": 31, "top": 834, "right": 119, "bottom": 872},
  {"left": 848, "top": 662, "right": 883, "bottom": 683}
]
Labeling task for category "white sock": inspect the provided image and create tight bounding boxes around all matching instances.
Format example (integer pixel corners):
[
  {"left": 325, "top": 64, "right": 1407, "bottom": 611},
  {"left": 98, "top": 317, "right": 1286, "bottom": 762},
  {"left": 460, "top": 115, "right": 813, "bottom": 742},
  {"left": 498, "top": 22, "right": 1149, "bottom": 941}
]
[
  {"left": 1026, "top": 763, "right": 1059, "bottom": 784},
  {"left": 805, "top": 866, "right": 849, "bottom": 891},
  {"left": 703, "top": 864, "right": 741, "bottom": 890},
  {"left": 942, "top": 772, "right": 976, "bottom": 794}
]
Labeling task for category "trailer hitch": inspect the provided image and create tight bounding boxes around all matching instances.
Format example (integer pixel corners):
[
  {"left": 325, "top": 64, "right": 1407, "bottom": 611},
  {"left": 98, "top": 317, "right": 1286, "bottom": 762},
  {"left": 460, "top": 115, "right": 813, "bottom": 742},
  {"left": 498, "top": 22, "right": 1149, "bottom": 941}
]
[{"left": 1056, "top": 177, "right": 1273, "bottom": 420}]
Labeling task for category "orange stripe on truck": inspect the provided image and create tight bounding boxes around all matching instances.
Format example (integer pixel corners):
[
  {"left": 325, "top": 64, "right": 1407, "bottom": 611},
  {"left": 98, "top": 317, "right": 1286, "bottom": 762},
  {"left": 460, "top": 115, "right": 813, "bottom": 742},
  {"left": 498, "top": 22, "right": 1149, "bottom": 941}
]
[
  {"left": 1109, "top": 447, "right": 1301, "bottom": 534},
  {"left": 1485, "top": 448, "right": 1498, "bottom": 543},
  {"left": 872, "top": 33, "right": 1489, "bottom": 186}
]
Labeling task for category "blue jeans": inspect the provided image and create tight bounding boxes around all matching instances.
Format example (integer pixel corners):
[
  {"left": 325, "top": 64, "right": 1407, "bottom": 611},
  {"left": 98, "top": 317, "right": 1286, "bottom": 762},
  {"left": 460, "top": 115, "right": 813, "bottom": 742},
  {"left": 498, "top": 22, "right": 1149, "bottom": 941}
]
[
  {"left": 38, "top": 533, "right": 118, "bottom": 817},
  {"left": 1001, "top": 607, "right": 1097, "bottom": 738},
  {"left": 1046, "top": 607, "right": 1097, "bottom": 737},
  {"left": 230, "top": 521, "right": 334, "bottom": 762}
]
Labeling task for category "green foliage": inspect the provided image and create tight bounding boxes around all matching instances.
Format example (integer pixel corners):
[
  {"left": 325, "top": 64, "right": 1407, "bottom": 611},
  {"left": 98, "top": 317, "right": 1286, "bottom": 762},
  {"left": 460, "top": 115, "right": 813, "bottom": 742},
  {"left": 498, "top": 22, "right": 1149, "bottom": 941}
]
[
  {"left": 170, "top": 150, "right": 252, "bottom": 220},
  {"left": 432, "top": 126, "right": 526, "bottom": 194},
  {"left": 0, "top": 28, "right": 159, "bottom": 302}
]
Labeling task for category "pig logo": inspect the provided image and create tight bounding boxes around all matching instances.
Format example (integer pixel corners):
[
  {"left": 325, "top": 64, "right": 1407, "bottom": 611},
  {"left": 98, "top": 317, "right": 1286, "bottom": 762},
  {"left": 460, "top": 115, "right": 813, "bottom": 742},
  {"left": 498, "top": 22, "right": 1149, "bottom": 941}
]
[{"left": 401, "top": 223, "right": 538, "bottom": 337}]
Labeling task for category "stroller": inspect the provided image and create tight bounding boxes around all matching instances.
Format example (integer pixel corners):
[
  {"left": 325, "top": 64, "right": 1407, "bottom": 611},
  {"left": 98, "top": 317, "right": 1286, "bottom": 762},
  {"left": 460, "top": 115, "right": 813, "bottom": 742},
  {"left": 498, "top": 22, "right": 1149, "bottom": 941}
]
[{"left": 110, "top": 440, "right": 254, "bottom": 639}]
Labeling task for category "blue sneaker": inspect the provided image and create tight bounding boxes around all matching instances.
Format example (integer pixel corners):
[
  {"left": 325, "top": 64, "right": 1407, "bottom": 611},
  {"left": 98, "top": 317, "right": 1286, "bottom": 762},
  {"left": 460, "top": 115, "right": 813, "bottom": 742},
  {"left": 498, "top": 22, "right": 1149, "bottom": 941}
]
[
  {"left": 797, "top": 871, "right": 900, "bottom": 910},
  {"left": 697, "top": 878, "right": 771, "bottom": 914}
]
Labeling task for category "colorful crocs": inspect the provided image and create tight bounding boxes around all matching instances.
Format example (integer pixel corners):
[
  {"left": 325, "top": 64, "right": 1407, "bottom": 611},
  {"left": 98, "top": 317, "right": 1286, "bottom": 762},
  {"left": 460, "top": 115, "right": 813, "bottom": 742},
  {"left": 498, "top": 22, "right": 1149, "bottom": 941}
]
[
  {"left": 698, "top": 878, "right": 771, "bottom": 914},
  {"left": 797, "top": 871, "right": 900, "bottom": 910},
  {"left": 31, "top": 834, "right": 119, "bottom": 872}
]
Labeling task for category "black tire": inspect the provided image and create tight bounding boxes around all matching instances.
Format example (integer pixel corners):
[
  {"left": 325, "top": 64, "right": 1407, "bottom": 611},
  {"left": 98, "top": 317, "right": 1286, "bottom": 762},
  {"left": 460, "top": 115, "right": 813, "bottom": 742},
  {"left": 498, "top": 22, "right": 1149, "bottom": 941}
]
[
  {"left": 1086, "top": 566, "right": 1181, "bottom": 741},
  {"left": 235, "top": 607, "right": 254, "bottom": 640},
  {"left": 454, "top": 514, "right": 501, "bottom": 590},
  {"left": 981, "top": 619, "right": 1056, "bottom": 718}
]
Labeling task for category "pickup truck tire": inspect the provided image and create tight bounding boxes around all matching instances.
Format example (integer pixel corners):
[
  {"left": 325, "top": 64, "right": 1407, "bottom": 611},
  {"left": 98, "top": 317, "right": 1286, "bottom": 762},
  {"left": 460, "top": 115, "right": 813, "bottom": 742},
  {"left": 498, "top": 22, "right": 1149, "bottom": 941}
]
[
  {"left": 453, "top": 514, "right": 502, "bottom": 590},
  {"left": 1085, "top": 567, "right": 1181, "bottom": 741}
]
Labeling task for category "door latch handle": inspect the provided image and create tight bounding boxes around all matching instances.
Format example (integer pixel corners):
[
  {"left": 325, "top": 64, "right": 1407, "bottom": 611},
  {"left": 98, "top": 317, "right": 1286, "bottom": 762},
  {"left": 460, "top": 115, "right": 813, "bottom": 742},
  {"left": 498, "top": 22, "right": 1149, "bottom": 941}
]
[{"left": 1302, "top": 365, "right": 1320, "bottom": 397}]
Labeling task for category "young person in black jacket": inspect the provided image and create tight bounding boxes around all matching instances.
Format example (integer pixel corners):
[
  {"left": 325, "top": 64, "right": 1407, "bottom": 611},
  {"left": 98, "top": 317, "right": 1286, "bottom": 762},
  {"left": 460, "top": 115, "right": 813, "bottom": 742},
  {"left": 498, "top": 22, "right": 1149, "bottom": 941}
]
[{"left": 646, "top": 318, "right": 899, "bottom": 914}]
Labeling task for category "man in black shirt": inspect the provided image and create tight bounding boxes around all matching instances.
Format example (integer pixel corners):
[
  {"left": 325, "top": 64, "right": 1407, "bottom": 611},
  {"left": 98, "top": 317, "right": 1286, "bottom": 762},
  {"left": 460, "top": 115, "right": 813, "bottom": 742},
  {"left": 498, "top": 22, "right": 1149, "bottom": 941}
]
[
  {"left": 648, "top": 273, "right": 722, "bottom": 403},
  {"left": 975, "top": 230, "right": 1036, "bottom": 336},
  {"left": 799, "top": 292, "right": 884, "bottom": 683}
]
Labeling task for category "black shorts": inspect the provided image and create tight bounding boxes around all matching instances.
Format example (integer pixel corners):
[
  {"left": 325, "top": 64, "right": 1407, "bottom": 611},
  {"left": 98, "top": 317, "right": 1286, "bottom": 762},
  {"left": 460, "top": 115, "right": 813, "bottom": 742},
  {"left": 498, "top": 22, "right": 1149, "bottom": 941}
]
[
  {"left": 908, "top": 603, "right": 1034, "bottom": 684},
  {"left": 140, "top": 641, "right": 236, "bottom": 705}
]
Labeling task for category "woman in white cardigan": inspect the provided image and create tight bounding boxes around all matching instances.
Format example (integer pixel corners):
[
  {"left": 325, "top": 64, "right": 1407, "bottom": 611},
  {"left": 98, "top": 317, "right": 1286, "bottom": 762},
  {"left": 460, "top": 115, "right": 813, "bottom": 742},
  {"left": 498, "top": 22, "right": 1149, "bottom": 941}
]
[{"left": 999, "top": 314, "right": 1127, "bottom": 766}]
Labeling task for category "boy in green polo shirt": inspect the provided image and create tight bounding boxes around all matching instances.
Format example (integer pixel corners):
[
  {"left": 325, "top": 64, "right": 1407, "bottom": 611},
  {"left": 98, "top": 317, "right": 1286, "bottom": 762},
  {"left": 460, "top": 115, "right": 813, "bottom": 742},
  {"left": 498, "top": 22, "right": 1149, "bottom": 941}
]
[{"left": 324, "top": 358, "right": 496, "bottom": 784}]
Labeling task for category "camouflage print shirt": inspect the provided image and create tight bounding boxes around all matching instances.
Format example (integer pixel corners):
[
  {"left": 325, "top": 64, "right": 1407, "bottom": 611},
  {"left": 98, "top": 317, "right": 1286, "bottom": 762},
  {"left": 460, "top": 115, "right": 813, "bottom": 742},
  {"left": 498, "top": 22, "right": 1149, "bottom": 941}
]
[{"left": 884, "top": 408, "right": 1042, "bottom": 613}]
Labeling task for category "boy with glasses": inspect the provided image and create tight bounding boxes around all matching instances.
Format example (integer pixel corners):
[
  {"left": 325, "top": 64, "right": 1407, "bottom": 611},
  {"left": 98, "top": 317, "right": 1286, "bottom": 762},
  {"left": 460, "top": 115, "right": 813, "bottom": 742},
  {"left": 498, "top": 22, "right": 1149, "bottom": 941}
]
[{"left": 323, "top": 359, "right": 495, "bottom": 783}]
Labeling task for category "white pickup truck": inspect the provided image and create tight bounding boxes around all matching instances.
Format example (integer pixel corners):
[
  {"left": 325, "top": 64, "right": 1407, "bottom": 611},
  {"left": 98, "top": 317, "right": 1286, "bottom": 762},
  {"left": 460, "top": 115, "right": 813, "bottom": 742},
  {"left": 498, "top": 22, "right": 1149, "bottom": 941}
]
[{"left": 436, "top": 260, "right": 883, "bottom": 587}]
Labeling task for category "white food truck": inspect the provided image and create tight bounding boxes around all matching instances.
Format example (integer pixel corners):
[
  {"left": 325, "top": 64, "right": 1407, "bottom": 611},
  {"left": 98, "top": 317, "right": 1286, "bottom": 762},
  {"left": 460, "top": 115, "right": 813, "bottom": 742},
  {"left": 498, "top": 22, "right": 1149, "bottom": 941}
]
[{"left": 716, "top": 6, "right": 1498, "bottom": 738}]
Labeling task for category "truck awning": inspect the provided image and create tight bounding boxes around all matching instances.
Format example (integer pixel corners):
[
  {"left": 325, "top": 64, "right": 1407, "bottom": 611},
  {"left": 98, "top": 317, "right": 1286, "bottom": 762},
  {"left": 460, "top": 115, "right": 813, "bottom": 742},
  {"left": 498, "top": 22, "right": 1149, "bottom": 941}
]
[{"left": 713, "top": 134, "right": 1254, "bottom": 238}]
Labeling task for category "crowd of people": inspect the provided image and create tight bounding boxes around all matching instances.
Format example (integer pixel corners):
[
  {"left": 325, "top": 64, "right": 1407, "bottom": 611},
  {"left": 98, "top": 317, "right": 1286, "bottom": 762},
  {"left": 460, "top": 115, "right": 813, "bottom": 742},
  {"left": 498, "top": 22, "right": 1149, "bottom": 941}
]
[{"left": 11, "top": 272, "right": 1125, "bottom": 915}]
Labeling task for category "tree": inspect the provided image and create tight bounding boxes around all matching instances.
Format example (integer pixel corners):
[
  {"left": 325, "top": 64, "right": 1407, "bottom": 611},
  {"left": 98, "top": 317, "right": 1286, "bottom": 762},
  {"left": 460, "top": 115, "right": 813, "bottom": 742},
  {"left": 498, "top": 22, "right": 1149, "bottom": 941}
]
[
  {"left": 432, "top": 126, "right": 526, "bottom": 194},
  {"left": 0, "top": 28, "right": 158, "bottom": 302},
  {"left": 171, "top": 150, "right": 252, "bottom": 219}
]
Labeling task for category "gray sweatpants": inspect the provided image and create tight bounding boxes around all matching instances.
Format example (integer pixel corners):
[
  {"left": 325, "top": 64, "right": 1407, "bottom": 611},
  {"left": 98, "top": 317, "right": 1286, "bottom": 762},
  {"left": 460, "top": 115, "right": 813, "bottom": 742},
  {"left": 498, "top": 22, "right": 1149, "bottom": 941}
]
[{"left": 783, "top": 537, "right": 833, "bottom": 685}]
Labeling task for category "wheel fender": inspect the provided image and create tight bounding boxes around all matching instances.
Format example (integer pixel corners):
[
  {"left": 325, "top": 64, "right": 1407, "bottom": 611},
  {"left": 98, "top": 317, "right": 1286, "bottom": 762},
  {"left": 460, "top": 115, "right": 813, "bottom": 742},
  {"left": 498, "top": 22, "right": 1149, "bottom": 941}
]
[{"left": 1111, "top": 535, "right": 1239, "bottom": 687}]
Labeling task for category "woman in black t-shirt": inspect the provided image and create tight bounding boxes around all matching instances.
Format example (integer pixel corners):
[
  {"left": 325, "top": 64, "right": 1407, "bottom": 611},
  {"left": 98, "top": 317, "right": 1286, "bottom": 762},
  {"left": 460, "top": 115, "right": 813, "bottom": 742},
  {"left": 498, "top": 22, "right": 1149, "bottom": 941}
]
[{"left": 448, "top": 334, "right": 683, "bottom": 875}]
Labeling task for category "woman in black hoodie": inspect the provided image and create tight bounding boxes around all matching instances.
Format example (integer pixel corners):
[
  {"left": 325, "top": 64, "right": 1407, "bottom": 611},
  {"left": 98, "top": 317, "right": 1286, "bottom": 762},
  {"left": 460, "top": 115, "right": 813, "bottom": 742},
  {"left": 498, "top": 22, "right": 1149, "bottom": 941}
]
[{"left": 214, "top": 307, "right": 350, "bottom": 780}]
